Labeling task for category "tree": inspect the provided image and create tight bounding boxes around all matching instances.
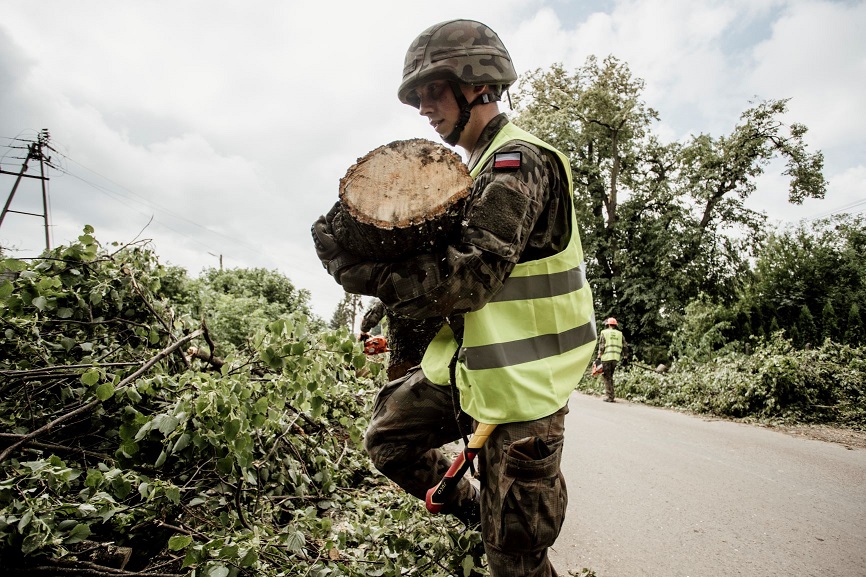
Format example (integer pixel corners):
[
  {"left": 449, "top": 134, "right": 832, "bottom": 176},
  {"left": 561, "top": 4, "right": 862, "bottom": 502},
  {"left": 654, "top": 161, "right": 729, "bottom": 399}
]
[
  {"left": 512, "top": 58, "right": 827, "bottom": 360},
  {"left": 820, "top": 300, "right": 837, "bottom": 342},
  {"left": 182, "top": 267, "right": 318, "bottom": 352},
  {"left": 846, "top": 303, "right": 864, "bottom": 346},
  {"left": 796, "top": 304, "right": 817, "bottom": 348},
  {"left": 330, "top": 291, "right": 364, "bottom": 332},
  {"left": 672, "top": 215, "right": 866, "bottom": 353}
]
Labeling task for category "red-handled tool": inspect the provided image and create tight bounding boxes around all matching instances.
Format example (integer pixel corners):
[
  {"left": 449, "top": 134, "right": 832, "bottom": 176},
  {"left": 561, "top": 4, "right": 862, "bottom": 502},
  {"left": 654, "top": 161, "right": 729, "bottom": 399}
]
[{"left": 425, "top": 422, "right": 497, "bottom": 514}]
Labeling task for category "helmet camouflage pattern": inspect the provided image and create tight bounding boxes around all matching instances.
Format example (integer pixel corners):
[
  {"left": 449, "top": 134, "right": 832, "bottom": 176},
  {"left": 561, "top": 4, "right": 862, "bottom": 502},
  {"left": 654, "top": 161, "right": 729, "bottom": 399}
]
[{"left": 398, "top": 19, "right": 518, "bottom": 107}]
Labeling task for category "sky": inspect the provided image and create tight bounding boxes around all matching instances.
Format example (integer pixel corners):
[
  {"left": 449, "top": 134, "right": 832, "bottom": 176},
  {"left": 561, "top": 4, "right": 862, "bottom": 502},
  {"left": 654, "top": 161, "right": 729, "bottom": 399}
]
[{"left": 1, "top": 0, "right": 864, "bottom": 321}]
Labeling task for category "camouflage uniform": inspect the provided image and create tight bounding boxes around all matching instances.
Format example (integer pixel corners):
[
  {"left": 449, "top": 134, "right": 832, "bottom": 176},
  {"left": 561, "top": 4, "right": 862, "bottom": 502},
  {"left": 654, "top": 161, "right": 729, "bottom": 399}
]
[
  {"left": 317, "top": 114, "right": 572, "bottom": 577},
  {"left": 360, "top": 299, "right": 444, "bottom": 381}
]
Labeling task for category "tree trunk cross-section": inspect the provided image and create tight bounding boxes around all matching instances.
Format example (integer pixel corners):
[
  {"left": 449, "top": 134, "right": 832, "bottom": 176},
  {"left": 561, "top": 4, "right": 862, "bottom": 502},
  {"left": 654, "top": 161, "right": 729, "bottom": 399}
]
[{"left": 331, "top": 139, "right": 473, "bottom": 261}]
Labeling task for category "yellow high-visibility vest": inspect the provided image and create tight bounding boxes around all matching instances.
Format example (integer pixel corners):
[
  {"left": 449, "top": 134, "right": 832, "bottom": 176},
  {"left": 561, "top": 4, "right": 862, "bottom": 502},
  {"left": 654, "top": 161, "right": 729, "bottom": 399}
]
[
  {"left": 600, "top": 328, "right": 624, "bottom": 362},
  {"left": 421, "top": 122, "right": 596, "bottom": 424}
]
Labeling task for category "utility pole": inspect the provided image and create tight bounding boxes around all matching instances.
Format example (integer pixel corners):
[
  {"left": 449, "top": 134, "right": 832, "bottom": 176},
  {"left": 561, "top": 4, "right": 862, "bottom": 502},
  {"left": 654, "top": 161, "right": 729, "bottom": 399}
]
[{"left": 0, "top": 129, "right": 54, "bottom": 250}]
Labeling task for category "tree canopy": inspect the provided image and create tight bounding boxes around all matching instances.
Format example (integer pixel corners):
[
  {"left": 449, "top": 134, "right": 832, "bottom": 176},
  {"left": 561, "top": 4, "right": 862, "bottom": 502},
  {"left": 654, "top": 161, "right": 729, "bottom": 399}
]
[{"left": 513, "top": 56, "right": 828, "bottom": 361}]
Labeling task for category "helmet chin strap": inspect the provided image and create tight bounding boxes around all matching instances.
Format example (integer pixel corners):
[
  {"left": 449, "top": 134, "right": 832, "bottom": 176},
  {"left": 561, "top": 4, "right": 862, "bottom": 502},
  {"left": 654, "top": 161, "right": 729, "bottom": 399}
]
[{"left": 443, "top": 82, "right": 499, "bottom": 146}]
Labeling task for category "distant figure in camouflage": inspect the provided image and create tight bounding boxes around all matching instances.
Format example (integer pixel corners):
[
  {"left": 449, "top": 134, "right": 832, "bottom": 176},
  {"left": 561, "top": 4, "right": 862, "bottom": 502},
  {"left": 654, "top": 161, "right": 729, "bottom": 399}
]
[
  {"left": 313, "top": 19, "right": 595, "bottom": 577},
  {"left": 359, "top": 298, "right": 443, "bottom": 381},
  {"left": 597, "top": 317, "right": 627, "bottom": 402}
]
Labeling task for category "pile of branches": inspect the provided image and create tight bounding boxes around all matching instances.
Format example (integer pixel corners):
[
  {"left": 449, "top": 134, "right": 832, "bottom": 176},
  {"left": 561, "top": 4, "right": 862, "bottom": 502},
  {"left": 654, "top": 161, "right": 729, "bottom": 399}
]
[{"left": 0, "top": 229, "right": 482, "bottom": 577}]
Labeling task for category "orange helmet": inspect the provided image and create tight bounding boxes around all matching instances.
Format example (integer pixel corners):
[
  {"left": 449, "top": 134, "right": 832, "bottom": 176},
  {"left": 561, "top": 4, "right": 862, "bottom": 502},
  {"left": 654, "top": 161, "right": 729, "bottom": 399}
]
[
  {"left": 363, "top": 335, "right": 389, "bottom": 355},
  {"left": 604, "top": 317, "right": 618, "bottom": 326}
]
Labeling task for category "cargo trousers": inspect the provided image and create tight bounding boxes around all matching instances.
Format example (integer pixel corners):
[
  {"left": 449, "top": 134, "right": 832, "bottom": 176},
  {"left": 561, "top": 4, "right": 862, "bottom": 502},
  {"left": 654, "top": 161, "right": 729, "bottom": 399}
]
[
  {"left": 364, "top": 367, "right": 568, "bottom": 577},
  {"left": 601, "top": 359, "right": 618, "bottom": 401}
]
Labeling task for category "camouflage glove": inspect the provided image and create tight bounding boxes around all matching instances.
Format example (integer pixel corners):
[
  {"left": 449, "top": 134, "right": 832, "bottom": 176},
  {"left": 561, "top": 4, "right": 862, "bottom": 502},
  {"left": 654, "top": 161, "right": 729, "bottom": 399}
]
[{"left": 311, "top": 214, "right": 362, "bottom": 280}]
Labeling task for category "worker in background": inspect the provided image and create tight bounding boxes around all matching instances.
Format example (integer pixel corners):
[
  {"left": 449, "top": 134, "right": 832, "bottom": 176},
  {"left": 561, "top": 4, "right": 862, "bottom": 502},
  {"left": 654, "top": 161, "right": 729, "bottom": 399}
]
[
  {"left": 313, "top": 19, "right": 595, "bottom": 577},
  {"left": 597, "top": 317, "right": 627, "bottom": 402}
]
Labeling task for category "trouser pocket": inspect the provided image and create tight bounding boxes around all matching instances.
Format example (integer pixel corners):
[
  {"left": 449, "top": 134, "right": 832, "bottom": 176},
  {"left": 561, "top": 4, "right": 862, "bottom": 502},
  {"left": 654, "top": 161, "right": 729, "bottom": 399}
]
[{"left": 493, "top": 436, "right": 567, "bottom": 553}]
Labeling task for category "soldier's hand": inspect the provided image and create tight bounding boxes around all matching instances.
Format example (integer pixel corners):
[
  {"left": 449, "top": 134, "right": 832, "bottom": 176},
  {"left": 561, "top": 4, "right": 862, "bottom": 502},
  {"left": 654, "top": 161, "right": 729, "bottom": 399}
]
[
  {"left": 312, "top": 214, "right": 340, "bottom": 266},
  {"left": 311, "top": 214, "right": 365, "bottom": 283}
]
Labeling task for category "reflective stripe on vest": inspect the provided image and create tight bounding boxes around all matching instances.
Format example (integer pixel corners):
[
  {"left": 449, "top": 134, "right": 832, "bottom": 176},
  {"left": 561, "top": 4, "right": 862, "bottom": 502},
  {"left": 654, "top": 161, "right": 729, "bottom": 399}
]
[
  {"left": 421, "top": 122, "right": 596, "bottom": 424},
  {"left": 600, "top": 328, "right": 624, "bottom": 362}
]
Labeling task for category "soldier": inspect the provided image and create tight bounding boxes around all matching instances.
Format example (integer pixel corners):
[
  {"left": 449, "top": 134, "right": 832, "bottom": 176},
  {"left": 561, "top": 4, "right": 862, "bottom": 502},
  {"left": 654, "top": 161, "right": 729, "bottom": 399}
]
[
  {"left": 313, "top": 19, "right": 595, "bottom": 577},
  {"left": 597, "top": 317, "right": 627, "bottom": 402}
]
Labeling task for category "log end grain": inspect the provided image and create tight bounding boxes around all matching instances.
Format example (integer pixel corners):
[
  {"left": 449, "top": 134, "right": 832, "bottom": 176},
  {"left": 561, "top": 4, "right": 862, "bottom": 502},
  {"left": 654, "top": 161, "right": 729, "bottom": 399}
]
[{"left": 339, "top": 139, "right": 472, "bottom": 230}]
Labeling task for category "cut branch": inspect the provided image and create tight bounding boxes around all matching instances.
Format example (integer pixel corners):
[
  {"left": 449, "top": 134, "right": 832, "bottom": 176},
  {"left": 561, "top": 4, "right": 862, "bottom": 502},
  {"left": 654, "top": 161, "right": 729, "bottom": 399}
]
[{"left": 0, "top": 328, "right": 203, "bottom": 462}]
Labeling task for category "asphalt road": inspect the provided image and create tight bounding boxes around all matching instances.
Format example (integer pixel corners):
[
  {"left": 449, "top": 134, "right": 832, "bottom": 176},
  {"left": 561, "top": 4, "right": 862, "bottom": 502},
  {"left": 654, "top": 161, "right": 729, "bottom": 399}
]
[{"left": 549, "top": 392, "right": 866, "bottom": 577}]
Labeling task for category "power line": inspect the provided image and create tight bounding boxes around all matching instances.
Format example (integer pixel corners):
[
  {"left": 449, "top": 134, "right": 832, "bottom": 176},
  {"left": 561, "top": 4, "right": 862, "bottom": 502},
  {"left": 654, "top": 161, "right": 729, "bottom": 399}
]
[
  {"left": 0, "top": 130, "right": 54, "bottom": 250},
  {"left": 2, "top": 138, "right": 264, "bottom": 257},
  {"left": 807, "top": 198, "right": 866, "bottom": 221}
]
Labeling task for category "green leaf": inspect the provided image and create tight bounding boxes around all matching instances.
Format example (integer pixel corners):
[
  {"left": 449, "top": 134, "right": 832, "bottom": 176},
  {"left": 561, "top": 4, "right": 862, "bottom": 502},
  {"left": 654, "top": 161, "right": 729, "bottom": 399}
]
[
  {"left": 284, "top": 530, "right": 305, "bottom": 554},
  {"left": 172, "top": 433, "right": 191, "bottom": 453},
  {"left": 207, "top": 565, "right": 229, "bottom": 577},
  {"left": 223, "top": 418, "right": 241, "bottom": 440},
  {"left": 32, "top": 295, "right": 47, "bottom": 311},
  {"left": 1, "top": 258, "right": 27, "bottom": 272},
  {"left": 156, "top": 414, "right": 180, "bottom": 436},
  {"left": 95, "top": 382, "right": 115, "bottom": 401},
  {"left": 64, "top": 523, "right": 92, "bottom": 545},
  {"left": 168, "top": 534, "right": 193, "bottom": 551},
  {"left": 17, "top": 510, "right": 33, "bottom": 531},
  {"left": 80, "top": 369, "right": 100, "bottom": 387},
  {"left": 57, "top": 307, "right": 74, "bottom": 318},
  {"left": 85, "top": 469, "right": 104, "bottom": 488},
  {"left": 117, "top": 441, "right": 139, "bottom": 458},
  {"left": 217, "top": 456, "right": 233, "bottom": 475},
  {"left": 239, "top": 548, "right": 257, "bottom": 567},
  {"left": 165, "top": 485, "right": 181, "bottom": 504}
]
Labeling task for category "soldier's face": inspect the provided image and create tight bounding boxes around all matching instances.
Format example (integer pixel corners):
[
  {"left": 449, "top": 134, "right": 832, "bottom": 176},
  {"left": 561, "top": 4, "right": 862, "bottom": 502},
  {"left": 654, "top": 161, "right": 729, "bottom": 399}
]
[{"left": 412, "top": 80, "right": 461, "bottom": 141}]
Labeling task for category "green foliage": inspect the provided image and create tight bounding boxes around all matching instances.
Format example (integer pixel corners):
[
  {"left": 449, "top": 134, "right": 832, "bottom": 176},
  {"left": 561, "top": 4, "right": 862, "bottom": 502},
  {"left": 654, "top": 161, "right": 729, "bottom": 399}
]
[
  {"left": 181, "top": 267, "right": 320, "bottom": 353},
  {"left": 579, "top": 333, "right": 865, "bottom": 427},
  {"left": 846, "top": 303, "right": 864, "bottom": 346},
  {"left": 513, "top": 61, "right": 827, "bottom": 360},
  {"left": 671, "top": 215, "right": 866, "bottom": 357},
  {"left": 0, "top": 229, "right": 485, "bottom": 577}
]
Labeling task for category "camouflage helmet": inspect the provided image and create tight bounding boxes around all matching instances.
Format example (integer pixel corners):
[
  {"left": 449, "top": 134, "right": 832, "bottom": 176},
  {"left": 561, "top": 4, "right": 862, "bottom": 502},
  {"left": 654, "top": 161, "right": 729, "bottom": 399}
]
[{"left": 398, "top": 19, "right": 518, "bottom": 107}]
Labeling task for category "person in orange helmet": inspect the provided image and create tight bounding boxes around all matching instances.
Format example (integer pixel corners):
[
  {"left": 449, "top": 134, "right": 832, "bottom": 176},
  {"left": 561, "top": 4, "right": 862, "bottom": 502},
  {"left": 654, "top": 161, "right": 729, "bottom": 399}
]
[{"left": 597, "top": 317, "right": 627, "bottom": 402}]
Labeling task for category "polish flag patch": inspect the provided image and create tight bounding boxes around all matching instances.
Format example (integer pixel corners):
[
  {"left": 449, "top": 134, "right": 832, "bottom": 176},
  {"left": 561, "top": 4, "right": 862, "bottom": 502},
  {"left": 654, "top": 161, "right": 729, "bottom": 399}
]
[{"left": 493, "top": 151, "right": 521, "bottom": 170}]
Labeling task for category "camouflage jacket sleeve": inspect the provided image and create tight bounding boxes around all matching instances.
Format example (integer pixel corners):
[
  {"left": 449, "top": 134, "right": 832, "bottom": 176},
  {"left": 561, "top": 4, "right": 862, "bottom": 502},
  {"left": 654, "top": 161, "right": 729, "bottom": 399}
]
[
  {"left": 360, "top": 299, "right": 386, "bottom": 333},
  {"left": 337, "top": 136, "right": 568, "bottom": 321}
]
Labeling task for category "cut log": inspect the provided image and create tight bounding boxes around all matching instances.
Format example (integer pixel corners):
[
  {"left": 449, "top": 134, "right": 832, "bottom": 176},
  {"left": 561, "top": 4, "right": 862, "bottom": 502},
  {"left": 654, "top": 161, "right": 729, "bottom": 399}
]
[{"left": 331, "top": 138, "right": 472, "bottom": 261}]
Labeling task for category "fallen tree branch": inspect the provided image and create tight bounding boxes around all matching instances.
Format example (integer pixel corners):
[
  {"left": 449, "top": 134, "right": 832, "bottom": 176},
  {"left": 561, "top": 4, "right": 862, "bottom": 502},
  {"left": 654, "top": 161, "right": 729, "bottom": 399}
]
[
  {"left": 0, "top": 329, "right": 203, "bottom": 463},
  {"left": 0, "top": 434, "right": 114, "bottom": 461},
  {"left": 187, "top": 346, "right": 225, "bottom": 369},
  {"left": 0, "top": 362, "right": 139, "bottom": 377}
]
